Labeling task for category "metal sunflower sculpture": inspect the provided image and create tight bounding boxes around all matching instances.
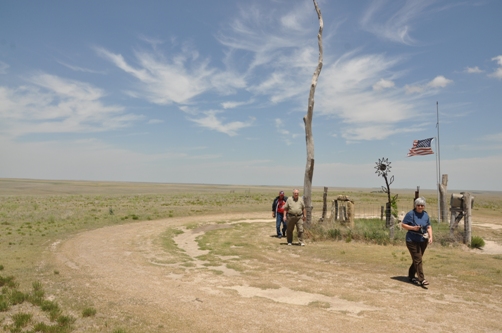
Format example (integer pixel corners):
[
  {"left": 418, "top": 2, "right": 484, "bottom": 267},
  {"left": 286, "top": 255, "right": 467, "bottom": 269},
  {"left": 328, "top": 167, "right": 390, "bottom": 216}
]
[{"left": 374, "top": 158, "right": 398, "bottom": 228}]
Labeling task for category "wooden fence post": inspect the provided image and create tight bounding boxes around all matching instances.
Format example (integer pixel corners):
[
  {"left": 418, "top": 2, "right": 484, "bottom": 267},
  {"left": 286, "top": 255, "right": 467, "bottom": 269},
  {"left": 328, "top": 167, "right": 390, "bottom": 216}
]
[
  {"left": 321, "top": 187, "right": 328, "bottom": 222},
  {"left": 463, "top": 192, "right": 473, "bottom": 245}
]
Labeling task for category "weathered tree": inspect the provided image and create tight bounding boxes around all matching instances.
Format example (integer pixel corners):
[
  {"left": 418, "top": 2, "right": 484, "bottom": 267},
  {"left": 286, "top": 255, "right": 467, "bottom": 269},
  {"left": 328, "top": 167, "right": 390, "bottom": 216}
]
[{"left": 303, "top": 0, "right": 323, "bottom": 227}]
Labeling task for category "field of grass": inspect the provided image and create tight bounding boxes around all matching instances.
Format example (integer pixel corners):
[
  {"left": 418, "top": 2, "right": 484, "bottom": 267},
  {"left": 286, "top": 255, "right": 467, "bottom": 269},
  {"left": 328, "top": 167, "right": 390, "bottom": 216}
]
[{"left": 1, "top": 178, "right": 501, "bottom": 332}]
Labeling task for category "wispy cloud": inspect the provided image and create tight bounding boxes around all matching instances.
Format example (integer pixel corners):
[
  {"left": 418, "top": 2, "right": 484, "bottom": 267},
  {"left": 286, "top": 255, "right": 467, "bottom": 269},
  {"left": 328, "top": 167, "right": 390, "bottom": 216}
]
[
  {"left": 147, "top": 119, "right": 164, "bottom": 124},
  {"left": 315, "top": 53, "right": 418, "bottom": 140},
  {"left": 95, "top": 47, "right": 216, "bottom": 105},
  {"left": 373, "top": 78, "right": 395, "bottom": 91},
  {"left": 189, "top": 110, "right": 254, "bottom": 136},
  {"left": 275, "top": 118, "right": 292, "bottom": 145},
  {"left": 0, "top": 74, "right": 139, "bottom": 137},
  {"left": 489, "top": 55, "right": 502, "bottom": 79},
  {"left": 464, "top": 66, "right": 484, "bottom": 74},
  {"left": 0, "top": 61, "right": 9, "bottom": 74},
  {"left": 58, "top": 61, "right": 105, "bottom": 74},
  {"left": 405, "top": 75, "right": 453, "bottom": 94},
  {"left": 360, "top": 0, "right": 436, "bottom": 45},
  {"left": 221, "top": 99, "right": 254, "bottom": 109}
]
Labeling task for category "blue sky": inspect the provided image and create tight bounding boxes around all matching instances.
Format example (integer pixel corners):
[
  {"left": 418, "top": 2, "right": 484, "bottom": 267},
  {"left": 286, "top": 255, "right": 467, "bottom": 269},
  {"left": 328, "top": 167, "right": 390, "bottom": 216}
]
[{"left": 1, "top": 0, "right": 501, "bottom": 191}]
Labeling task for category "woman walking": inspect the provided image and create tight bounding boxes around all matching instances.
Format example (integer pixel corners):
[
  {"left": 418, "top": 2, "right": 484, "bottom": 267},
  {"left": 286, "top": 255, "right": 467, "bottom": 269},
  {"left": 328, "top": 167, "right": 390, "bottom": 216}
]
[{"left": 401, "top": 197, "right": 433, "bottom": 287}]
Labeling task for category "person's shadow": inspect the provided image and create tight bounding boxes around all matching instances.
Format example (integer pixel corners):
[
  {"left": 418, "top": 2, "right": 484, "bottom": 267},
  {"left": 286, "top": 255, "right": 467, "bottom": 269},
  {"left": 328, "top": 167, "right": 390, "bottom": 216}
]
[{"left": 391, "top": 276, "right": 428, "bottom": 289}]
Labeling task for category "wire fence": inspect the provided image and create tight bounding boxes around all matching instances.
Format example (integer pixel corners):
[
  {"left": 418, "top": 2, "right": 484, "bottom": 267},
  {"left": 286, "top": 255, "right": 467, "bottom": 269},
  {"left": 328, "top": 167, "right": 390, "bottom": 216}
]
[{"left": 319, "top": 203, "right": 440, "bottom": 222}]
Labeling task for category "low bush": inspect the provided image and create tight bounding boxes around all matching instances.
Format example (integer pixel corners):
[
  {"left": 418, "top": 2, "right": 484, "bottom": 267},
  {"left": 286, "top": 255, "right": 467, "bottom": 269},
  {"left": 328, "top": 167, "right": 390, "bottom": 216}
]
[{"left": 471, "top": 236, "right": 485, "bottom": 249}]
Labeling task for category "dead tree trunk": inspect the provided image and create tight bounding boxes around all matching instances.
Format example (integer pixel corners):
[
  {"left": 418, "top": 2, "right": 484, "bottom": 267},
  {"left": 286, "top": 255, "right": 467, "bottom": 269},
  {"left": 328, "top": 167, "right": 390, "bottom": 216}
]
[
  {"left": 439, "top": 174, "right": 448, "bottom": 223},
  {"left": 303, "top": 0, "right": 323, "bottom": 227}
]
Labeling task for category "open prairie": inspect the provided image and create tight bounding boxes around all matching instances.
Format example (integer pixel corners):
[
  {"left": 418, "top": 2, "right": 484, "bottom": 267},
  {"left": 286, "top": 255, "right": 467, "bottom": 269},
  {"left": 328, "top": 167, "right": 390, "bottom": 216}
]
[{"left": 1, "top": 179, "right": 501, "bottom": 332}]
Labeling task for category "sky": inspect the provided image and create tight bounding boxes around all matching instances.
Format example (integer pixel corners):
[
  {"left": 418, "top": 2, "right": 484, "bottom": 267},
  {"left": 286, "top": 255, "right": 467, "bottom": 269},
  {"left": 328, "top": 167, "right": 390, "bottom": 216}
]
[{"left": 1, "top": 0, "right": 501, "bottom": 192}]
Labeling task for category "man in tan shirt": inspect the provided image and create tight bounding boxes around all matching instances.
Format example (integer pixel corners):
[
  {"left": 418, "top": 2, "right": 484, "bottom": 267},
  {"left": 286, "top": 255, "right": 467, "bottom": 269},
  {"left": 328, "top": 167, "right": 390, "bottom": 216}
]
[{"left": 283, "top": 189, "right": 306, "bottom": 246}]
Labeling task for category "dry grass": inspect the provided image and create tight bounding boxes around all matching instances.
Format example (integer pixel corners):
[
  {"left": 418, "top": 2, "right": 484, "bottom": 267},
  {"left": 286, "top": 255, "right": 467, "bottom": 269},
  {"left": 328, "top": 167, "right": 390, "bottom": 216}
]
[{"left": 0, "top": 178, "right": 501, "bottom": 332}]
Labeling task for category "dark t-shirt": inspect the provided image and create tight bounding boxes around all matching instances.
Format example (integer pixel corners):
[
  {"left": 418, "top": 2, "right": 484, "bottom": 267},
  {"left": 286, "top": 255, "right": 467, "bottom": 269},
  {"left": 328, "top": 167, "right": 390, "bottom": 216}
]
[{"left": 402, "top": 210, "right": 430, "bottom": 242}]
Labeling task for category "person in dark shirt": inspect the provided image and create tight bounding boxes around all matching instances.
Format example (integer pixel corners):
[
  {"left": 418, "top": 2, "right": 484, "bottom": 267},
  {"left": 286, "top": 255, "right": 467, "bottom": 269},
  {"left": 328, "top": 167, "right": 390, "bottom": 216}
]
[
  {"left": 401, "top": 197, "right": 433, "bottom": 287},
  {"left": 272, "top": 191, "right": 288, "bottom": 238}
]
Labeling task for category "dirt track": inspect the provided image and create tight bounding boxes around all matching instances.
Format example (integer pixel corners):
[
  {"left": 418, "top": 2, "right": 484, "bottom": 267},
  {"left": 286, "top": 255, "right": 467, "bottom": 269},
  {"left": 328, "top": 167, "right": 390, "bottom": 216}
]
[{"left": 50, "top": 213, "right": 502, "bottom": 332}]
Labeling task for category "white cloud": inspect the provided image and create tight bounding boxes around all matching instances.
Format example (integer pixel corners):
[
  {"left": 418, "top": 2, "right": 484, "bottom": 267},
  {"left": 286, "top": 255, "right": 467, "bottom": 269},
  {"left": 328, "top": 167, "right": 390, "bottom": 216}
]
[
  {"left": 96, "top": 47, "right": 214, "bottom": 105},
  {"left": 489, "top": 55, "right": 502, "bottom": 79},
  {"left": 221, "top": 99, "right": 254, "bottom": 109},
  {"left": 464, "top": 66, "right": 484, "bottom": 74},
  {"left": 189, "top": 110, "right": 254, "bottom": 136},
  {"left": 427, "top": 75, "right": 453, "bottom": 88},
  {"left": 492, "top": 55, "right": 502, "bottom": 66},
  {"left": 405, "top": 75, "right": 452, "bottom": 94},
  {"left": 373, "top": 78, "right": 395, "bottom": 91},
  {"left": 0, "top": 74, "right": 139, "bottom": 137},
  {"left": 315, "top": 53, "right": 418, "bottom": 140},
  {"left": 404, "top": 84, "right": 425, "bottom": 94}
]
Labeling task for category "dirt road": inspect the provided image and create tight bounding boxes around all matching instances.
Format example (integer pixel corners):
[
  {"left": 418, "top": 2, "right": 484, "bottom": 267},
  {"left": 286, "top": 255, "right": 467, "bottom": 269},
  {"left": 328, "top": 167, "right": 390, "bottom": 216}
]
[{"left": 50, "top": 213, "right": 502, "bottom": 332}]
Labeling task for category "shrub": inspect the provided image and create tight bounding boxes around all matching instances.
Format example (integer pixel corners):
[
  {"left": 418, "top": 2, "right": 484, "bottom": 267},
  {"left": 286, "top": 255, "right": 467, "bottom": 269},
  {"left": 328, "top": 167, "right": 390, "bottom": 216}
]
[
  {"left": 82, "top": 307, "right": 97, "bottom": 317},
  {"left": 0, "top": 297, "right": 9, "bottom": 311},
  {"left": 471, "top": 236, "right": 485, "bottom": 249},
  {"left": 57, "top": 314, "right": 76, "bottom": 327},
  {"left": 12, "top": 312, "right": 32, "bottom": 328},
  {"left": 9, "top": 290, "right": 27, "bottom": 305},
  {"left": 327, "top": 228, "right": 341, "bottom": 240},
  {"left": 113, "top": 329, "right": 127, "bottom": 333},
  {"left": 0, "top": 275, "right": 18, "bottom": 288}
]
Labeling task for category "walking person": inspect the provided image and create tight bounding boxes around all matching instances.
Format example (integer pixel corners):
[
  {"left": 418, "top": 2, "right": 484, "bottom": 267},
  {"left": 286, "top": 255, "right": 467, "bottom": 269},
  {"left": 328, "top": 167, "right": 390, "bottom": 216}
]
[
  {"left": 401, "top": 197, "right": 433, "bottom": 287},
  {"left": 283, "top": 189, "right": 306, "bottom": 246},
  {"left": 272, "top": 191, "right": 288, "bottom": 238}
]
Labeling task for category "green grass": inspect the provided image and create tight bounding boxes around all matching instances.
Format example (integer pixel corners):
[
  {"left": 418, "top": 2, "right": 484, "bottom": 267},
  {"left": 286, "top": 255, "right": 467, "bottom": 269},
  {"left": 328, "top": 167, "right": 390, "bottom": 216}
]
[
  {"left": 471, "top": 235, "right": 486, "bottom": 249},
  {"left": 82, "top": 307, "right": 97, "bottom": 318}
]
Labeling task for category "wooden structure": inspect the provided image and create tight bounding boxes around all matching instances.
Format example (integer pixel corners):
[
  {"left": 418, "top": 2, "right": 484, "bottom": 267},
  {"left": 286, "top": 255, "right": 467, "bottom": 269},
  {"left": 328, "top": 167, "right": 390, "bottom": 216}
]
[
  {"left": 449, "top": 192, "right": 474, "bottom": 245},
  {"left": 329, "top": 195, "right": 354, "bottom": 228},
  {"left": 438, "top": 174, "right": 448, "bottom": 223}
]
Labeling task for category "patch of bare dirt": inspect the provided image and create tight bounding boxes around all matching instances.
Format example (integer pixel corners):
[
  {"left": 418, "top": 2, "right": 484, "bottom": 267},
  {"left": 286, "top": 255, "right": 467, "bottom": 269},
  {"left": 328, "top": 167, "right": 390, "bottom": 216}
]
[{"left": 48, "top": 213, "right": 502, "bottom": 332}]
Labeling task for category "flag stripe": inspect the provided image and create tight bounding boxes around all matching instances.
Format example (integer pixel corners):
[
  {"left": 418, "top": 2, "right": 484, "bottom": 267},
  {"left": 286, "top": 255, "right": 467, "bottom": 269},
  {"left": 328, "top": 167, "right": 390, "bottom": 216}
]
[{"left": 407, "top": 138, "right": 434, "bottom": 157}]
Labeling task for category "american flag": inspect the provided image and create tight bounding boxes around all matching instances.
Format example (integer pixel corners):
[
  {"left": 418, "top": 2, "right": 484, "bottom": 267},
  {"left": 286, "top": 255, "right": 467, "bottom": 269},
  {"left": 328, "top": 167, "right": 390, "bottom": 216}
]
[{"left": 407, "top": 138, "right": 434, "bottom": 157}]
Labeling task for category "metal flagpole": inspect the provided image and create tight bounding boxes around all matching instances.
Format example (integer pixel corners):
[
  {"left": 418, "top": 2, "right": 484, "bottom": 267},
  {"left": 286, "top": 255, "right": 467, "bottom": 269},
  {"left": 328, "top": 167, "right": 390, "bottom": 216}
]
[{"left": 436, "top": 101, "right": 441, "bottom": 222}]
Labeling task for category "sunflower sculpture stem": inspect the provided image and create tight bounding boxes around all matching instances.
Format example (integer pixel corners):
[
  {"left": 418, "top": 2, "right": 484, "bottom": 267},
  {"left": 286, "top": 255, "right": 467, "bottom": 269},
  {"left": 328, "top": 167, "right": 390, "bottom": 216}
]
[{"left": 374, "top": 158, "right": 396, "bottom": 240}]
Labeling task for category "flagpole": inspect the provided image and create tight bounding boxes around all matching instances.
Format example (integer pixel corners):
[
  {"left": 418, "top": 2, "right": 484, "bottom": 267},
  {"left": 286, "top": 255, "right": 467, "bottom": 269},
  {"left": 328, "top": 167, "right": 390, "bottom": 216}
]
[{"left": 436, "top": 101, "right": 441, "bottom": 222}]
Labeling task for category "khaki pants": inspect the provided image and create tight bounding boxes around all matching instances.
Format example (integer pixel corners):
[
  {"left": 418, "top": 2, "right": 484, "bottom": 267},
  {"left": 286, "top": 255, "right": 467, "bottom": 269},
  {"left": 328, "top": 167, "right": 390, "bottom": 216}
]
[{"left": 286, "top": 215, "right": 304, "bottom": 244}]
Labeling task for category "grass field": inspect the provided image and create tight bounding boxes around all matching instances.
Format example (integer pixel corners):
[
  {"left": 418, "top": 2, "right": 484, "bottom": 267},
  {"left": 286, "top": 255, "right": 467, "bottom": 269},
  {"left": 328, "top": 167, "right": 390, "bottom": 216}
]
[{"left": 1, "top": 178, "right": 501, "bottom": 332}]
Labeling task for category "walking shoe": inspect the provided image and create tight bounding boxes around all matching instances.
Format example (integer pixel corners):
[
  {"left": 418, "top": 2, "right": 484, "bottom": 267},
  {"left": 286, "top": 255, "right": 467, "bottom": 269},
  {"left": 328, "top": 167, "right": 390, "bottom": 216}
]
[
  {"left": 299, "top": 242, "right": 305, "bottom": 246},
  {"left": 287, "top": 243, "right": 292, "bottom": 246}
]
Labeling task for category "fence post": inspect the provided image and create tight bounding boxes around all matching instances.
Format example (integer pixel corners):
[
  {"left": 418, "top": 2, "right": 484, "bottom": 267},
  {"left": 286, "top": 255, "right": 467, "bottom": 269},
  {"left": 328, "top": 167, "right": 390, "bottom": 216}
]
[{"left": 321, "top": 187, "right": 328, "bottom": 222}]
